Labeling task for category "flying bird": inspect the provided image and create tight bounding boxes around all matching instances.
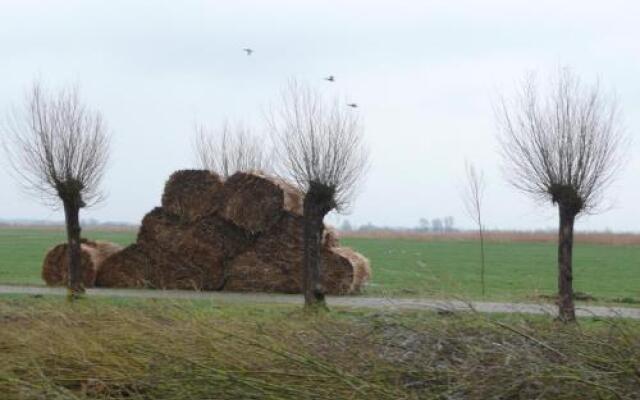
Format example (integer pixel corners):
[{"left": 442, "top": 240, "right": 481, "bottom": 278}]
[
  {"left": 243, "top": 48, "right": 253, "bottom": 56},
  {"left": 324, "top": 75, "right": 335, "bottom": 82},
  {"left": 347, "top": 103, "right": 358, "bottom": 108}
]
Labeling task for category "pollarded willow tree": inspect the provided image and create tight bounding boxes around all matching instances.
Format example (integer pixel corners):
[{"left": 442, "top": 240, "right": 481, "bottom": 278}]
[
  {"left": 497, "top": 69, "right": 626, "bottom": 322},
  {"left": 194, "top": 121, "right": 267, "bottom": 178},
  {"left": 3, "top": 82, "right": 110, "bottom": 300},
  {"left": 270, "top": 82, "right": 369, "bottom": 310}
]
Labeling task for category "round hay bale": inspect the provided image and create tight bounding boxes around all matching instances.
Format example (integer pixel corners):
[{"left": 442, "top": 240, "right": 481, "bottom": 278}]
[
  {"left": 322, "top": 248, "right": 356, "bottom": 295},
  {"left": 42, "top": 242, "right": 93, "bottom": 287},
  {"left": 190, "top": 214, "right": 255, "bottom": 260},
  {"left": 224, "top": 251, "right": 302, "bottom": 293},
  {"left": 225, "top": 212, "right": 355, "bottom": 295},
  {"left": 330, "top": 247, "right": 371, "bottom": 293},
  {"left": 91, "top": 241, "right": 125, "bottom": 265},
  {"left": 219, "top": 172, "right": 289, "bottom": 234},
  {"left": 225, "top": 212, "right": 305, "bottom": 293},
  {"left": 41, "top": 239, "right": 122, "bottom": 288},
  {"left": 224, "top": 212, "right": 303, "bottom": 293},
  {"left": 161, "top": 169, "right": 224, "bottom": 221},
  {"left": 136, "top": 207, "right": 187, "bottom": 255},
  {"left": 95, "top": 244, "right": 150, "bottom": 288},
  {"left": 259, "top": 173, "right": 304, "bottom": 215},
  {"left": 323, "top": 225, "right": 340, "bottom": 248},
  {"left": 135, "top": 208, "right": 253, "bottom": 290},
  {"left": 137, "top": 208, "right": 219, "bottom": 290}
]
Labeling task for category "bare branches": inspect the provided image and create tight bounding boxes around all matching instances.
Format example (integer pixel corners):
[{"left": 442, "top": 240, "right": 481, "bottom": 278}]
[
  {"left": 463, "top": 162, "right": 485, "bottom": 228},
  {"left": 462, "top": 161, "right": 487, "bottom": 296},
  {"left": 269, "top": 81, "right": 369, "bottom": 212},
  {"left": 194, "top": 121, "right": 267, "bottom": 178},
  {"left": 496, "top": 68, "right": 626, "bottom": 215},
  {"left": 3, "top": 82, "right": 110, "bottom": 209}
]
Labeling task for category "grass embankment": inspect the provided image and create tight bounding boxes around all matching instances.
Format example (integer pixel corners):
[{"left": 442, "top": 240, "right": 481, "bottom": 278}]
[
  {"left": 1, "top": 295, "right": 639, "bottom": 399},
  {"left": 0, "top": 227, "right": 639, "bottom": 305}
]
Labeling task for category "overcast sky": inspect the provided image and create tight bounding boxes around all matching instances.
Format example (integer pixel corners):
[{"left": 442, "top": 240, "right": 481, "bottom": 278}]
[{"left": 0, "top": 0, "right": 638, "bottom": 231}]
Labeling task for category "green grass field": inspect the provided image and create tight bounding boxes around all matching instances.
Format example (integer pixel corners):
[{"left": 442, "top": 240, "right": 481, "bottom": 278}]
[
  {"left": 0, "top": 228, "right": 135, "bottom": 286},
  {"left": 345, "top": 237, "right": 640, "bottom": 303},
  {"left": 0, "top": 227, "right": 638, "bottom": 304}
]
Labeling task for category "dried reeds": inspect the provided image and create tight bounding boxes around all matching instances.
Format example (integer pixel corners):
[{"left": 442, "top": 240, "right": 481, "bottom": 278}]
[{"left": 2, "top": 299, "right": 638, "bottom": 399}]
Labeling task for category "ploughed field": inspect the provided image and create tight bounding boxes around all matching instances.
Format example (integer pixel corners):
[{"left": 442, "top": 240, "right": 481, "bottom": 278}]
[{"left": 1, "top": 227, "right": 638, "bottom": 305}]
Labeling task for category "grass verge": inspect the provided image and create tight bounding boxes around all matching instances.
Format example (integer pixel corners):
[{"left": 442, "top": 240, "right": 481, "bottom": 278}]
[{"left": 1, "top": 294, "right": 639, "bottom": 399}]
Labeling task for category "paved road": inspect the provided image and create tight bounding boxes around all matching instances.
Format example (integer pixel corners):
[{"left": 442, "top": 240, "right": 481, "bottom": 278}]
[{"left": 1, "top": 284, "right": 639, "bottom": 319}]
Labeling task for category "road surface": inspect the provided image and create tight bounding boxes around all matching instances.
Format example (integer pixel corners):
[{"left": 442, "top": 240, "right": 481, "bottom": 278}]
[{"left": 1, "top": 284, "right": 639, "bottom": 319}]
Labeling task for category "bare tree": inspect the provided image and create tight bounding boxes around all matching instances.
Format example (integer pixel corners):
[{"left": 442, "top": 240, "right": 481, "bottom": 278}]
[
  {"left": 270, "top": 81, "right": 369, "bottom": 310},
  {"left": 462, "top": 161, "right": 487, "bottom": 296},
  {"left": 496, "top": 69, "right": 625, "bottom": 321},
  {"left": 444, "top": 216, "right": 455, "bottom": 232},
  {"left": 194, "top": 121, "right": 267, "bottom": 177},
  {"left": 431, "top": 218, "right": 443, "bottom": 233},
  {"left": 3, "top": 82, "right": 110, "bottom": 299}
]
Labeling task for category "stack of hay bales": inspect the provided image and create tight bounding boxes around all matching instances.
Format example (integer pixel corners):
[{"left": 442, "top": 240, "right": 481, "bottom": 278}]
[{"left": 44, "top": 169, "right": 371, "bottom": 294}]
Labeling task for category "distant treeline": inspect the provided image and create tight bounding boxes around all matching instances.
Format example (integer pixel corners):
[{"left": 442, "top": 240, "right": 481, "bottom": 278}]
[
  {"left": 340, "top": 217, "right": 457, "bottom": 233},
  {"left": 339, "top": 218, "right": 636, "bottom": 237},
  {"left": 339, "top": 228, "right": 640, "bottom": 246},
  {"left": 0, "top": 219, "right": 136, "bottom": 228}
]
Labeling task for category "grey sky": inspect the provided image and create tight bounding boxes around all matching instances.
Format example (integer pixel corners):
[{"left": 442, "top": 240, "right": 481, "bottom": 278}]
[{"left": 1, "top": 0, "right": 638, "bottom": 231}]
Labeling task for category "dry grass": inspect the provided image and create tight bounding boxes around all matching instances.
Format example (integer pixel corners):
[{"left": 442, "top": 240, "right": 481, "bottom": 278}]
[
  {"left": 342, "top": 230, "right": 640, "bottom": 246},
  {"left": 1, "top": 296, "right": 639, "bottom": 399}
]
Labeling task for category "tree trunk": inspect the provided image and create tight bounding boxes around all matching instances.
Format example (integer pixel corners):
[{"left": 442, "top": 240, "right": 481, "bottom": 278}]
[
  {"left": 479, "top": 224, "right": 486, "bottom": 296},
  {"left": 302, "top": 198, "right": 328, "bottom": 311},
  {"left": 63, "top": 200, "right": 84, "bottom": 300},
  {"left": 557, "top": 205, "right": 576, "bottom": 322}
]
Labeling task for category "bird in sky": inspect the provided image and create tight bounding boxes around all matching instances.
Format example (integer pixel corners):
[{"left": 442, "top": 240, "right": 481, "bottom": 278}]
[
  {"left": 243, "top": 48, "right": 253, "bottom": 56},
  {"left": 347, "top": 103, "right": 358, "bottom": 108},
  {"left": 324, "top": 75, "right": 335, "bottom": 82}
]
